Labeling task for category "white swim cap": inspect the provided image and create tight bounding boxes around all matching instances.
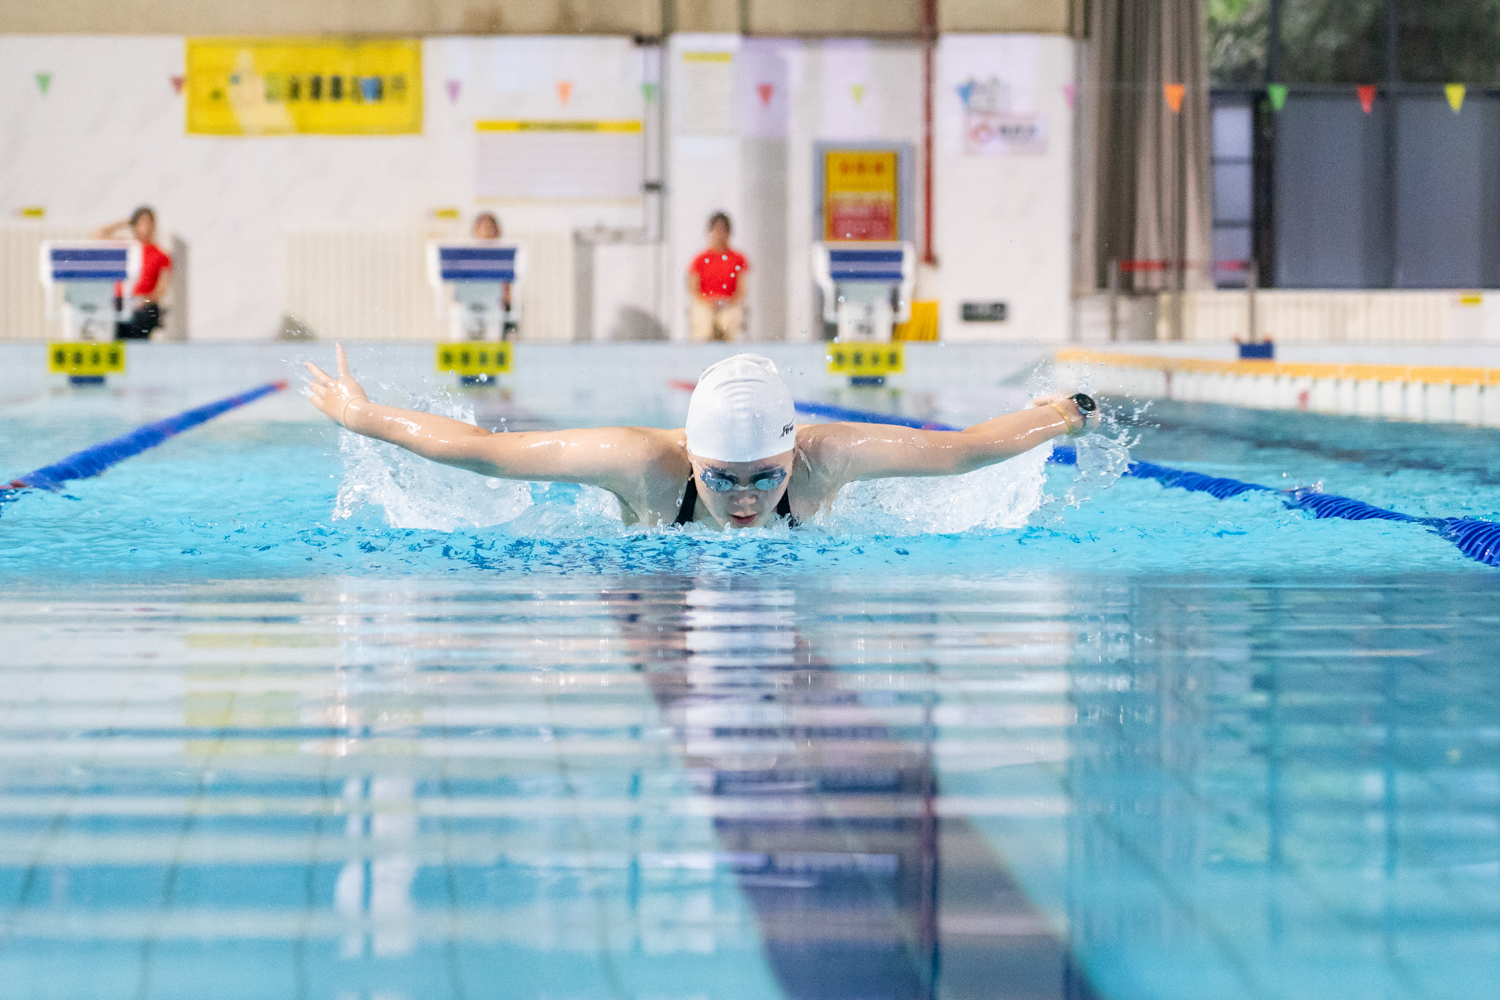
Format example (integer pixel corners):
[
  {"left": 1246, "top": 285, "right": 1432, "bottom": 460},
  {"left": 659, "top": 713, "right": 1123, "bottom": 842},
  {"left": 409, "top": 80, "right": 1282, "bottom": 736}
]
[{"left": 685, "top": 354, "right": 797, "bottom": 463}]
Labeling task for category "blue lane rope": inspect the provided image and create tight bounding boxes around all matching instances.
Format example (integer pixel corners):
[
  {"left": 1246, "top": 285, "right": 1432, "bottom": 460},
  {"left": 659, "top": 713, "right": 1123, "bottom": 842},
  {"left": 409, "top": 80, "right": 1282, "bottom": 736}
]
[
  {"left": 770, "top": 393, "right": 1500, "bottom": 569},
  {"left": 2, "top": 380, "right": 288, "bottom": 500}
]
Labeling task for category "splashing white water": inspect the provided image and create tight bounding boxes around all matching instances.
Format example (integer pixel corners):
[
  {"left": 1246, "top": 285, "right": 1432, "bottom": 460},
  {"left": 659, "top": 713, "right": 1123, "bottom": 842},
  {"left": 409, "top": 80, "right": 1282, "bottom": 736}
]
[
  {"left": 815, "top": 443, "right": 1052, "bottom": 535},
  {"left": 333, "top": 396, "right": 533, "bottom": 530}
]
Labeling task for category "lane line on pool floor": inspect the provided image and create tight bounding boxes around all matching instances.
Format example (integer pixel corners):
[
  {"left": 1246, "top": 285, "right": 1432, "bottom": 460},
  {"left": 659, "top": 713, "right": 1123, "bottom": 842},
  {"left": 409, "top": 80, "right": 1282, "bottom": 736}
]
[
  {"left": 668, "top": 381, "right": 1500, "bottom": 568},
  {"left": 1, "top": 380, "right": 289, "bottom": 504}
]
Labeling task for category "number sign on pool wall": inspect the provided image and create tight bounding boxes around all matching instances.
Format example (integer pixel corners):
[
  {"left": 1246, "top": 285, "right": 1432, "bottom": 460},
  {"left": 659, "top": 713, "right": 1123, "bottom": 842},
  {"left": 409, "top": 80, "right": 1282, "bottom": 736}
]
[
  {"left": 823, "top": 150, "right": 899, "bottom": 241},
  {"left": 827, "top": 343, "right": 904, "bottom": 376},
  {"left": 49, "top": 343, "right": 125, "bottom": 376},
  {"left": 185, "top": 38, "right": 422, "bottom": 135},
  {"left": 436, "top": 343, "right": 511, "bottom": 377}
]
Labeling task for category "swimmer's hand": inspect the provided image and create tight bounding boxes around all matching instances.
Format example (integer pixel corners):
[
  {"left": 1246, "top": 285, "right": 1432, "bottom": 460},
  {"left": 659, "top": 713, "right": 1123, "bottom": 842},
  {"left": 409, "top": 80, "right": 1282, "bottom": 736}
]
[
  {"left": 304, "top": 344, "right": 369, "bottom": 429},
  {"left": 1030, "top": 393, "right": 1093, "bottom": 437}
]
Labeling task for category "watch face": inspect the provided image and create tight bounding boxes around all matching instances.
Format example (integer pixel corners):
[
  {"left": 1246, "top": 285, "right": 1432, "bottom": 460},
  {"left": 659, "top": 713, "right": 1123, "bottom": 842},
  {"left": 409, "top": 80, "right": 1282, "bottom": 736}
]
[{"left": 1071, "top": 392, "right": 1097, "bottom": 413}]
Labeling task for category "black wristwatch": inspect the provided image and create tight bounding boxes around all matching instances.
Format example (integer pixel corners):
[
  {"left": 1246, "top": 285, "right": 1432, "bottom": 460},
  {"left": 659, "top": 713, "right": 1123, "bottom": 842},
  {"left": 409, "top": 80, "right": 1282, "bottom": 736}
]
[{"left": 1069, "top": 393, "right": 1097, "bottom": 432}]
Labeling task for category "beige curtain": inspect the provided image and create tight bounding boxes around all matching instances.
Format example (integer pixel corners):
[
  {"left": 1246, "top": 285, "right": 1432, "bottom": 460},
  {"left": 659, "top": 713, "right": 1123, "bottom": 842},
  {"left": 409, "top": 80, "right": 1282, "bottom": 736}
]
[{"left": 1076, "top": 0, "right": 1213, "bottom": 301}]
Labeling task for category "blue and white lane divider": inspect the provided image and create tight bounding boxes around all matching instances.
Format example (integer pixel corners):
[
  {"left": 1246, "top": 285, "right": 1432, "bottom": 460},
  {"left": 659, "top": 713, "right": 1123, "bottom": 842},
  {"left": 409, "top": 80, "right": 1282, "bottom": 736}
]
[
  {"left": 744, "top": 390, "right": 1500, "bottom": 569},
  {"left": 2, "top": 380, "right": 288, "bottom": 500}
]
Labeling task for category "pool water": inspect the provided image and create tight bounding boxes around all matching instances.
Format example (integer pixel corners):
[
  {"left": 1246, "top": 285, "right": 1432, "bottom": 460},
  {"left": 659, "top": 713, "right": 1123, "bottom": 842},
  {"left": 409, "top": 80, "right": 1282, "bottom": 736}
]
[{"left": 2, "top": 343, "right": 1499, "bottom": 1000}]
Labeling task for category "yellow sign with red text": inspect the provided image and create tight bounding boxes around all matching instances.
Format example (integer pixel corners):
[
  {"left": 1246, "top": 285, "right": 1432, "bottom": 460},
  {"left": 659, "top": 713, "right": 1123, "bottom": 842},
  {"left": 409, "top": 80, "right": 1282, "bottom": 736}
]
[
  {"left": 823, "top": 150, "right": 899, "bottom": 241},
  {"left": 185, "top": 38, "right": 422, "bottom": 136}
]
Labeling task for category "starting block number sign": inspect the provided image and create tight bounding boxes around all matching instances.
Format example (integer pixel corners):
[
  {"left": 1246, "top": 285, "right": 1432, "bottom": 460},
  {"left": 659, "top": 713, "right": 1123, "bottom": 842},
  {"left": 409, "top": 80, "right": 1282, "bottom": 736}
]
[
  {"left": 827, "top": 343, "right": 905, "bottom": 376},
  {"left": 49, "top": 343, "right": 125, "bottom": 375},
  {"left": 436, "top": 343, "right": 512, "bottom": 376}
]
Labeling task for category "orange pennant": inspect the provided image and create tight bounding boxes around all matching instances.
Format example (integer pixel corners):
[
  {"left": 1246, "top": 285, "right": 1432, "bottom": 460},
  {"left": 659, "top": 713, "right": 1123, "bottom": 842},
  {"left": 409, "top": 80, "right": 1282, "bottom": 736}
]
[
  {"left": 1357, "top": 84, "right": 1376, "bottom": 113},
  {"left": 556, "top": 81, "right": 572, "bottom": 104},
  {"left": 1163, "top": 83, "right": 1185, "bottom": 114}
]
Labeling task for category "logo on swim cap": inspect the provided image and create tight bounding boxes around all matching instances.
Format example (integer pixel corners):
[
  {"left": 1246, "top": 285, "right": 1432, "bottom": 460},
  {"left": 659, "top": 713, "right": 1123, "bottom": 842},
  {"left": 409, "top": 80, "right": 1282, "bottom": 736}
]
[{"left": 686, "top": 354, "right": 798, "bottom": 463}]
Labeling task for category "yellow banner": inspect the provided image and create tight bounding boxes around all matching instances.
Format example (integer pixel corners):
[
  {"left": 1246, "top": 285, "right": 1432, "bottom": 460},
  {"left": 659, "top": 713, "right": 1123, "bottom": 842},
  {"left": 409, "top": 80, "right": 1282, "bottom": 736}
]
[
  {"left": 827, "top": 343, "right": 904, "bottom": 376},
  {"left": 436, "top": 343, "right": 512, "bottom": 377},
  {"left": 49, "top": 342, "right": 125, "bottom": 375},
  {"left": 185, "top": 38, "right": 422, "bottom": 136}
]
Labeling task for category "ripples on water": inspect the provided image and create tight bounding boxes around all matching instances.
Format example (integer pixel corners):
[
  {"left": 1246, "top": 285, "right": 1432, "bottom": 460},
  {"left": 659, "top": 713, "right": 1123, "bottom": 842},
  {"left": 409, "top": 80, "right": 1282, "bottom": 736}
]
[{"left": 3, "top": 390, "right": 1500, "bottom": 999}]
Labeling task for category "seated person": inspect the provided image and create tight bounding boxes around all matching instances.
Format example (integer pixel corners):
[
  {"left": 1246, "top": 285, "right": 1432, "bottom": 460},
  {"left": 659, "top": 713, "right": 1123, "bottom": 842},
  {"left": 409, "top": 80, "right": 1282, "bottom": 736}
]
[
  {"left": 472, "top": 211, "right": 514, "bottom": 337},
  {"left": 94, "top": 206, "right": 170, "bottom": 341},
  {"left": 687, "top": 212, "right": 747, "bottom": 343}
]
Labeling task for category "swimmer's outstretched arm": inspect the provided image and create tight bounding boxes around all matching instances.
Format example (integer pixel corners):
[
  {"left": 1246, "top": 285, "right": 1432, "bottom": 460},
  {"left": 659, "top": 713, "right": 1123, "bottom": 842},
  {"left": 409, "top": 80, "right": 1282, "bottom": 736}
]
[
  {"left": 809, "top": 394, "right": 1089, "bottom": 486},
  {"left": 304, "top": 345, "right": 672, "bottom": 491}
]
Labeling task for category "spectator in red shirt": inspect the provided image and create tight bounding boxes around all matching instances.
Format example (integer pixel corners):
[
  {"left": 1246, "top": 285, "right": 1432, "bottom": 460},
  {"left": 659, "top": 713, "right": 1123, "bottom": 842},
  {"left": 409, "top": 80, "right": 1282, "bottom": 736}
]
[
  {"left": 95, "top": 206, "right": 171, "bottom": 340},
  {"left": 687, "top": 212, "right": 748, "bottom": 342}
]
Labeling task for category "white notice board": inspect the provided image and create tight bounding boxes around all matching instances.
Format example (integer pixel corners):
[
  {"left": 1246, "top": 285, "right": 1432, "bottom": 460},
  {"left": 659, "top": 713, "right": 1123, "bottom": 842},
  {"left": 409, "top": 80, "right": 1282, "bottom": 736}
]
[{"left": 476, "top": 120, "right": 644, "bottom": 201}]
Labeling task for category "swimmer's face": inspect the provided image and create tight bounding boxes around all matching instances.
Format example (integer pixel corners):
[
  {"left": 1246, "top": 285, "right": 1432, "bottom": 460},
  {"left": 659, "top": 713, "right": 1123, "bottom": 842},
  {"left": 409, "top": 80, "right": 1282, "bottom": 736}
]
[
  {"left": 688, "top": 450, "right": 794, "bottom": 529},
  {"left": 473, "top": 215, "right": 500, "bottom": 240}
]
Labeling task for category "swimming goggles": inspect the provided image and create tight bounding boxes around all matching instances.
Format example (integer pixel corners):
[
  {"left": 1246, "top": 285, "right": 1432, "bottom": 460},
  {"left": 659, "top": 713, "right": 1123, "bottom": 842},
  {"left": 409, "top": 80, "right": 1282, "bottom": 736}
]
[{"left": 699, "top": 467, "right": 787, "bottom": 492}]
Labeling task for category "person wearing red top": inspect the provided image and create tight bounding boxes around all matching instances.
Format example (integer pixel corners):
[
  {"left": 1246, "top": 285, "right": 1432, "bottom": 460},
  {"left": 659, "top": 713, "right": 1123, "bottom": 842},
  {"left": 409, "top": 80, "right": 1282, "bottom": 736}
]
[
  {"left": 94, "top": 206, "right": 171, "bottom": 340},
  {"left": 687, "top": 212, "right": 748, "bottom": 342}
]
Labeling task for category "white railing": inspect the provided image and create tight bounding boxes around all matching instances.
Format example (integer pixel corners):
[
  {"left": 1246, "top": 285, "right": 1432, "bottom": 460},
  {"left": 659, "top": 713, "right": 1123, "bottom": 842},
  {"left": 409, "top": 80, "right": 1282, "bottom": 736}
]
[{"left": 1076, "top": 289, "right": 1500, "bottom": 344}]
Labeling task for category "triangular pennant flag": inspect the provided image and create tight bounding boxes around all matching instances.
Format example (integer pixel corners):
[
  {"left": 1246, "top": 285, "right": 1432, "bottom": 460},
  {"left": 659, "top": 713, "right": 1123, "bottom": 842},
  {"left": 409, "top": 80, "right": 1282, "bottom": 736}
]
[
  {"left": 446, "top": 79, "right": 461, "bottom": 104},
  {"left": 1447, "top": 83, "right": 1466, "bottom": 113},
  {"left": 1062, "top": 83, "right": 1075, "bottom": 108},
  {"left": 1267, "top": 83, "right": 1287, "bottom": 111},
  {"left": 757, "top": 82, "right": 774, "bottom": 106},
  {"left": 556, "top": 80, "right": 572, "bottom": 104},
  {"left": 641, "top": 82, "right": 657, "bottom": 103},
  {"left": 1357, "top": 84, "right": 1376, "bottom": 113},
  {"left": 851, "top": 84, "right": 866, "bottom": 105},
  {"left": 34, "top": 72, "right": 51, "bottom": 96},
  {"left": 1163, "top": 82, "right": 1185, "bottom": 113},
  {"left": 170, "top": 75, "right": 184, "bottom": 96},
  {"left": 957, "top": 80, "right": 975, "bottom": 108}
]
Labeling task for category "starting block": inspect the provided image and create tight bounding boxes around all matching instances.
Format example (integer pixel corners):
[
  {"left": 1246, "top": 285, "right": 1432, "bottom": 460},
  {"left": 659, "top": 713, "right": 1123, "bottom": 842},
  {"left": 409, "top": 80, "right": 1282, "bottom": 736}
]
[
  {"left": 40, "top": 241, "right": 140, "bottom": 342},
  {"left": 813, "top": 241, "right": 916, "bottom": 343},
  {"left": 427, "top": 241, "right": 524, "bottom": 342}
]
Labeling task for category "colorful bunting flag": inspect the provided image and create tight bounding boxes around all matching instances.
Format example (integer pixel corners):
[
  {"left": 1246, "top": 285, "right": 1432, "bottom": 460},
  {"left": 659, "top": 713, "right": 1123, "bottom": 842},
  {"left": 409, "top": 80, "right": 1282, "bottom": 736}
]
[
  {"left": 170, "top": 75, "right": 184, "bottom": 95},
  {"left": 1163, "top": 82, "right": 1185, "bottom": 114},
  {"left": 757, "top": 82, "right": 774, "bottom": 106},
  {"left": 1267, "top": 83, "right": 1287, "bottom": 111},
  {"left": 34, "top": 72, "right": 51, "bottom": 96},
  {"left": 1357, "top": 84, "right": 1376, "bottom": 113},
  {"left": 1447, "top": 83, "right": 1466, "bottom": 113},
  {"left": 446, "top": 79, "right": 461, "bottom": 104},
  {"left": 1062, "top": 83, "right": 1075, "bottom": 108},
  {"left": 641, "top": 82, "right": 657, "bottom": 102},
  {"left": 850, "top": 84, "right": 866, "bottom": 105},
  {"left": 556, "top": 81, "right": 572, "bottom": 104}
]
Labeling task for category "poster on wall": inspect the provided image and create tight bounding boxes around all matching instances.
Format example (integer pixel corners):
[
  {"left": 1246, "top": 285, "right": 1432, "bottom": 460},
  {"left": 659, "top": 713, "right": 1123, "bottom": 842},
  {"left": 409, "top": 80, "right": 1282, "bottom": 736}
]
[
  {"left": 823, "top": 150, "right": 899, "bottom": 241},
  {"left": 185, "top": 38, "right": 423, "bottom": 135},
  {"left": 958, "top": 76, "right": 1047, "bottom": 156},
  {"left": 678, "top": 51, "right": 735, "bottom": 136},
  {"left": 476, "top": 120, "right": 643, "bottom": 201}
]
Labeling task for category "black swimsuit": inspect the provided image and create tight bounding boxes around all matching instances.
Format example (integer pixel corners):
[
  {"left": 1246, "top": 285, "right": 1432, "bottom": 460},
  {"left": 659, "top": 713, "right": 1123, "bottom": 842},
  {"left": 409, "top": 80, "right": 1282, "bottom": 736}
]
[{"left": 674, "top": 478, "right": 798, "bottom": 527}]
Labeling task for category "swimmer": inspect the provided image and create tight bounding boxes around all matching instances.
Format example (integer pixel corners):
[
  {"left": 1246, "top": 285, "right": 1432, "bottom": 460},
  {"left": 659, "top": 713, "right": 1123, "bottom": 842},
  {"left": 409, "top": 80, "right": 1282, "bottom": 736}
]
[{"left": 305, "top": 347, "right": 1097, "bottom": 530}]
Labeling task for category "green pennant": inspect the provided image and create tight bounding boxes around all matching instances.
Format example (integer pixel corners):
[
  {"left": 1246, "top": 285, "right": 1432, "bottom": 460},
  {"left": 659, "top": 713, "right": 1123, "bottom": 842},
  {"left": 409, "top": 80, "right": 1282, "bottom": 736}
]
[
  {"left": 641, "top": 82, "right": 657, "bottom": 103},
  {"left": 35, "top": 72, "right": 51, "bottom": 96},
  {"left": 1267, "top": 83, "right": 1288, "bottom": 111}
]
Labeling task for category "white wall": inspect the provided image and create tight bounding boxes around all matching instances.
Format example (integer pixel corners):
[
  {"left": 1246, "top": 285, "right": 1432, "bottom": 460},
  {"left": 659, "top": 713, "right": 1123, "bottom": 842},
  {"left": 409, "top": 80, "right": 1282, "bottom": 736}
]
[
  {"left": 935, "top": 35, "right": 1074, "bottom": 342},
  {"left": 0, "top": 33, "right": 1075, "bottom": 344},
  {"left": 0, "top": 35, "right": 648, "bottom": 341}
]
